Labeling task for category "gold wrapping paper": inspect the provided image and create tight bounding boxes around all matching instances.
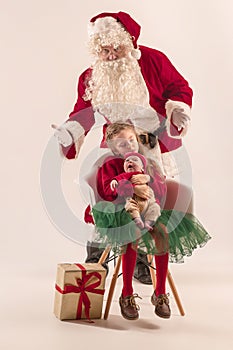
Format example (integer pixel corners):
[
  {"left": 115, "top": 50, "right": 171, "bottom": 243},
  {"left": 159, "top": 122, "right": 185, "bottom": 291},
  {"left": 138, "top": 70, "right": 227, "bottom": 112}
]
[{"left": 54, "top": 263, "right": 107, "bottom": 320}]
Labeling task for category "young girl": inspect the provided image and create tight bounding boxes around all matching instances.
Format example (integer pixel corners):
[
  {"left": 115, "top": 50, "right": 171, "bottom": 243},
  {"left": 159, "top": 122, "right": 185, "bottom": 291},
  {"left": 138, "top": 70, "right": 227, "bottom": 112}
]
[{"left": 91, "top": 122, "right": 211, "bottom": 321}]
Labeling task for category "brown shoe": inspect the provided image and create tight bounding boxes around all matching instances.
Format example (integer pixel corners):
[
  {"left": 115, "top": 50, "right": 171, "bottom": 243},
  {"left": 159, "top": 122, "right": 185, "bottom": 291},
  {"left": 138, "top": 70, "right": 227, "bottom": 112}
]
[
  {"left": 119, "top": 294, "right": 141, "bottom": 320},
  {"left": 151, "top": 292, "right": 171, "bottom": 319}
]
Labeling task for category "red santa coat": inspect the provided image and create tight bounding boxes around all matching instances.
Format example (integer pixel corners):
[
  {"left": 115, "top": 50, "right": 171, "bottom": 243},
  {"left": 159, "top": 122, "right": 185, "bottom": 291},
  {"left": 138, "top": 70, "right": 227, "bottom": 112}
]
[{"left": 62, "top": 45, "right": 193, "bottom": 159}]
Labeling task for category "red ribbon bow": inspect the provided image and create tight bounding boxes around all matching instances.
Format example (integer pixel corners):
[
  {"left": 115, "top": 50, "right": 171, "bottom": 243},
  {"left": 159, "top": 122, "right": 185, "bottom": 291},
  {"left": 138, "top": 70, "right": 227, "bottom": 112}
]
[{"left": 55, "top": 263, "right": 105, "bottom": 321}]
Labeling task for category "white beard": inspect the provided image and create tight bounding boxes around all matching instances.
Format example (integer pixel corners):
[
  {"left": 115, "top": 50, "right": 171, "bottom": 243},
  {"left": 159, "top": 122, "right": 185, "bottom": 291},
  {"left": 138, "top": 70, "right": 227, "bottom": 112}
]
[
  {"left": 84, "top": 56, "right": 160, "bottom": 132},
  {"left": 85, "top": 57, "right": 148, "bottom": 114}
]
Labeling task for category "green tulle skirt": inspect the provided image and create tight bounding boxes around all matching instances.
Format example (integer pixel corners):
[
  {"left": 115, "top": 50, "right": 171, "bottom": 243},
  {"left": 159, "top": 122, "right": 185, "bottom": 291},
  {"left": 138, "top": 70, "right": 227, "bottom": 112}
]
[{"left": 91, "top": 201, "right": 211, "bottom": 263}]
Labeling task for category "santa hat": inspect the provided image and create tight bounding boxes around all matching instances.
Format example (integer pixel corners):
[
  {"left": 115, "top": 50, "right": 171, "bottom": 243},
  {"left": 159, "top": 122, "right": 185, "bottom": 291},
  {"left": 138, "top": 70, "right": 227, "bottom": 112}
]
[
  {"left": 124, "top": 152, "right": 147, "bottom": 171},
  {"left": 88, "top": 11, "right": 141, "bottom": 60}
]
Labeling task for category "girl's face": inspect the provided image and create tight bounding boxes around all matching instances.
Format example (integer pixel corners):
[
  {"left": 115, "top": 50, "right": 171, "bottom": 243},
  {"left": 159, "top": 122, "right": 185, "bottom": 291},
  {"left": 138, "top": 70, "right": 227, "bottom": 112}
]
[{"left": 110, "top": 128, "right": 139, "bottom": 157}]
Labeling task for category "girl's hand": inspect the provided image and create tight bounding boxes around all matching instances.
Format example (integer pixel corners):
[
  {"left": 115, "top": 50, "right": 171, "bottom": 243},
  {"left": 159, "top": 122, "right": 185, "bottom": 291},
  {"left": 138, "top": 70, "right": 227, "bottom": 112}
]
[
  {"left": 131, "top": 174, "right": 150, "bottom": 185},
  {"left": 134, "top": 184, "right": 150, "bottom": 199},
  {"left": 110, "top": 179, "right": 118, "bottom": 191}
]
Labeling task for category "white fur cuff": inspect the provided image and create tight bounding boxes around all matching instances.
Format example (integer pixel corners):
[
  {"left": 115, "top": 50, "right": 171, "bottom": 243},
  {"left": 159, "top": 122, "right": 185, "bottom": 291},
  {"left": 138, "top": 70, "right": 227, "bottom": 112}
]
[
  {"left": 59, "top": 121, "right": 85, "bottom": 158},
  {"left": 63, "top": 121, "right": 85, "bottom": 142}
]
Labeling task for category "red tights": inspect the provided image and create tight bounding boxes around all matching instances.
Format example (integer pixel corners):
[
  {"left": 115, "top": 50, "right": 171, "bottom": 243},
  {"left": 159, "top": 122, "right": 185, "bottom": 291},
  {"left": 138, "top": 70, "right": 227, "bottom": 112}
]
[
  {"left": 121, "top": 244, "right": 137, "bottom": 297},
  {"left": 121, "top": 244, "right": 169, "bottom": 297},
  {"left": 154, "top": 253, "right": 169, "bottom": 296}
]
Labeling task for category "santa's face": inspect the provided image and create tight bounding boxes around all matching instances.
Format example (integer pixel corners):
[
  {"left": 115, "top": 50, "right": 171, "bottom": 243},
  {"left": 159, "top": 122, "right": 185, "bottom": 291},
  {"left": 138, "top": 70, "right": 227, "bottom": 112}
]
[
  {"left": 84, "top": 57, "right": 149, "bottom": 118},
  {"left": 110, "top": 129, "right": 139, "bottom": 157},
  {"left": 124, "top": 155, "right": 143, "bottom": 173},
  {"left": 98, "top": 45, "right": 128, "bottom": 61}
]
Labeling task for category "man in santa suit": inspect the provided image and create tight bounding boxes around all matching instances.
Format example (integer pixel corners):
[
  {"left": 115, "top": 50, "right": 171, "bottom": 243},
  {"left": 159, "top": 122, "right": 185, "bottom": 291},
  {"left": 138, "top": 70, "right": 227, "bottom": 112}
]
[{"left": 53, "top": 11, "right": 193, "bottom": 284}]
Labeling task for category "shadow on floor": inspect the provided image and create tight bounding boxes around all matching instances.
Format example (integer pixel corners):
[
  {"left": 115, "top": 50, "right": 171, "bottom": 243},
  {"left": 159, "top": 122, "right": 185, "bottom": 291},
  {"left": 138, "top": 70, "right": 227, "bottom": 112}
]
[{"left": 65, "top": 314, "right": 161, "bottom": 331}]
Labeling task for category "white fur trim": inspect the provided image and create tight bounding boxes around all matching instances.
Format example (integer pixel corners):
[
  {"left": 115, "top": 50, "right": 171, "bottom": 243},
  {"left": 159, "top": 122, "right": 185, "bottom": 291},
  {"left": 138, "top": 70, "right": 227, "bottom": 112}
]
[
  {"left": 88, "top": 17, "right": 121, "bottom": 37},
  {"left": 63, "top": 121, "right": 85, "bottom": 141},
  {"left": 130, "top": 48, "right": 141, "bottom": 60},
  {"left": 87, "top": 17, "right": 133, "bottom": 55},
  {"left": 165, "top": 100, "right": 191, "bottom": 138},
  {"left": 63, "top": 121, "right": 85, "bottom": 158}
]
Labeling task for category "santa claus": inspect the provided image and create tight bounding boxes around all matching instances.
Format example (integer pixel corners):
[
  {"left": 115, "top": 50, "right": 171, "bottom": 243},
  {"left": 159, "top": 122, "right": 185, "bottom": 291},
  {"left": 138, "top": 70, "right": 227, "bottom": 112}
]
[
  {"left": 53, "top": 11, "right": 193, "bottom": 285},
  {"left": 54, "top": 11, "right": 192, "bottom": 164}
]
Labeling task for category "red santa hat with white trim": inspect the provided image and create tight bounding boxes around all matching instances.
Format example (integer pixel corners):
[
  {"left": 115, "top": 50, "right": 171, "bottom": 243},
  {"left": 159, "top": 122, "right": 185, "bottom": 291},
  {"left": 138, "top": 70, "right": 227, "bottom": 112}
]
[{"left": 88, "top": 11, "right": 141, "bottom": 60}]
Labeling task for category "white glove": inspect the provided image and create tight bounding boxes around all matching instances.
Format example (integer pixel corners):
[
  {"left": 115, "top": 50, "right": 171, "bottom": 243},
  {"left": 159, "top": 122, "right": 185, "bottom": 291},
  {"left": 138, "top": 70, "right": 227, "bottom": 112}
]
[
  {"left": 171, "top": 108, "right": 190, "bottom": 131},
  {"left": 51, "top": 124, "right": 73, "bottom": 147}
]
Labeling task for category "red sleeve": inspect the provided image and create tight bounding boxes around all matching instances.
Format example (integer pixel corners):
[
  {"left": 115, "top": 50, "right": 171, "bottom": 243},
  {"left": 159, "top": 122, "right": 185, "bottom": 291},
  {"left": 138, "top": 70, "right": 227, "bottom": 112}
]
[
  {"left": 113, "top": 170, "right": 166, "bottom": 204},
  {"left": 61, "top": 69, "right": 95, "bottom": 159},
  {"left": 140, "top": 46, "right": 193, "bottom": 115},
  {"left": 113, "top": 172, "right": 141, "bottom": 198},
  {"left": 97, "top": 158, "right": 121, "bottom": 201},
  {"left": 142, "top": 47, "right": 193, "bottom": 108},
  {"left": 68, "top": 69, "right": 95, "bottom": 133},
  {"left": 157, "top": 52, "right": 193, "bottom": 107},
  {"left": 113, "top": 172, "right": 134, "bottom": 182},
  {"left": 97, "top": 158, "right": 134, "bottom": 202}
]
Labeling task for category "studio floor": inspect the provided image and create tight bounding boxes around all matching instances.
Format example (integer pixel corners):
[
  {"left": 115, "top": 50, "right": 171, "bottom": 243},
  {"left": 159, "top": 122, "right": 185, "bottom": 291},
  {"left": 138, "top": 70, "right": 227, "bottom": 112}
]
[{"left": 1, "top": 252, "right": 232, "bottom": 350}]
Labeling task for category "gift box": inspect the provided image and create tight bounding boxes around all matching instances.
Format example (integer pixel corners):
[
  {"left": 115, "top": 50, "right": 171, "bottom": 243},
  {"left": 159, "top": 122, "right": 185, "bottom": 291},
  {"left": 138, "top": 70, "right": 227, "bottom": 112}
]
[{"left": 54, "top": 263, "right": 107, "bottom": 321}]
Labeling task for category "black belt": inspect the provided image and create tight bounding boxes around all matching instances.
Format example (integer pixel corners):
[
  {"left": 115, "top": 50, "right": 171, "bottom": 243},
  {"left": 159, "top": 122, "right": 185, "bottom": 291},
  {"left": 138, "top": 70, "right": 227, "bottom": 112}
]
[
  {"left": 139, "top": 119, "right": 166, "bottom": 149},
  {"left": 139, "top": 133, "right": 157, "bottom": 148}
]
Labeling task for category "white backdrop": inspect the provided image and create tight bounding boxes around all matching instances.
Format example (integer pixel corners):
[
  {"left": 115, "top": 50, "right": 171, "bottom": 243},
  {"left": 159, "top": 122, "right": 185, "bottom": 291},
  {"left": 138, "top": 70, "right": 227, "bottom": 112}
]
[{"left": 1, "top": 1, "right": 233, "bottom": 349}]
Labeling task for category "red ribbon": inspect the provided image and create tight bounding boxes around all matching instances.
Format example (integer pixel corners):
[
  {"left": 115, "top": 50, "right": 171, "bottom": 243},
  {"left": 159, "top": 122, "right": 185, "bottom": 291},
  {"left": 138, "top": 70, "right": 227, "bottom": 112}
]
[{"left": 55, "top": 263, "right": 105, "bottom": 321}]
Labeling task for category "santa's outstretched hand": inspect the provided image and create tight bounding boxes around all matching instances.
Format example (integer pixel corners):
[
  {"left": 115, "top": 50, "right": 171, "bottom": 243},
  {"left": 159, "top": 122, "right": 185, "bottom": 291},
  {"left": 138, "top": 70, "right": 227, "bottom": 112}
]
[{"left": 51, "top": 124, "right": 73, "bottom": 147}]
